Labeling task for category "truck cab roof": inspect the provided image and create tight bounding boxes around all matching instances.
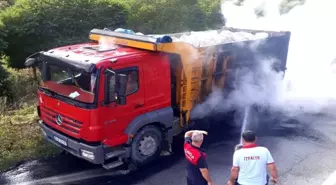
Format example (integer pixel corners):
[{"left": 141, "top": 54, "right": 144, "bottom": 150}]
[{"left": 46, "top": 42, "right": 147, "bottom": 67}]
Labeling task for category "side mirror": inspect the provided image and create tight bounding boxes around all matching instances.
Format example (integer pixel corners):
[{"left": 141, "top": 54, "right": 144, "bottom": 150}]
[
  {"left": 116, "top": 74, "right": 127, "bottom": 96},
  {"left": 104, "top": 69, "right": 116, "bottom": 105},
  {"left": 25, "top": 53, "right": 42, "bottom": 82},
  {"left": 116, "top": 74, "right": 127, "bottom": 105},
  {"left": 41, "top": 62, "right": 48, "bottom": 82},
  {"left": 24, "top": 58, "right": 39, "bottom": 81},
  {"left": 24, "top": 58, "right": 37, "bottom": 67},
  {"left": 103, "top": 69, "right": 128, "bottom": 106}
]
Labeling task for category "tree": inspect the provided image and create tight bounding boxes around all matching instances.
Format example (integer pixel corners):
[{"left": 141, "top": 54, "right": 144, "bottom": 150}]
[
  {"left": 1, "top": 0, "right": 129, "bottom": 68},
  {"left": 0, "top": 21, "right": 8, "bottom": 53},
  {"left": 127, "top": 0, "right": 224, "bottom": 34}
]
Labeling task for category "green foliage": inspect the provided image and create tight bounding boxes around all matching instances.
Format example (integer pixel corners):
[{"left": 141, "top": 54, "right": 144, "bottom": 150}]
[
  {"left": 5, "top": 66, "right": 39, "bottom": 105},
  {"left": 127, "top": 0, "right": 224, "bottom": 34},
  {"left": 1, "top": 0, "right": 129, "bottom": 69},
  {"left": 0, "top": 55, "right": 40, "bottom": 108},
  {"left": 198, "top": 0, "right": 226, "bottom": 29},
  {"left": 0, "top": 21, "right": 8, "bottom": 53},
  {"left": 0, "top": 0, "right": 15, "bottom": 10},
  {"left": 0, "top": 0, "right": 224, "bottom": 68},
  {"left": 0, "top": 64, "right": 11, "bottom": 98}
]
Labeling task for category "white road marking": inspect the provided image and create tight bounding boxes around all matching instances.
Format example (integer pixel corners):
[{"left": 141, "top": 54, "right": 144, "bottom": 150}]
[{"left": 322, "top": 171, "right": 336, "bottom": 185}]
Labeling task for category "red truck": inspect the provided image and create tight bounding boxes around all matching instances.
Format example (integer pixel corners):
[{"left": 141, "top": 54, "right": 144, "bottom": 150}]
[{"left": 25, "top": 27, "right": 290, "bottom": 170}]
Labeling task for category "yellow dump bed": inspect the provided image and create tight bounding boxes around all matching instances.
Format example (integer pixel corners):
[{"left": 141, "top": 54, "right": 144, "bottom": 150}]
[{"left": 89, "top": 28, "right": 291, "bottom": 126}]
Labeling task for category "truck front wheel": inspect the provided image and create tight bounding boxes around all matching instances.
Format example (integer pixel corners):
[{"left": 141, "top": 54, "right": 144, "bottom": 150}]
[{"left": 131, "top": 125, "right": 163, "bottom": 166}]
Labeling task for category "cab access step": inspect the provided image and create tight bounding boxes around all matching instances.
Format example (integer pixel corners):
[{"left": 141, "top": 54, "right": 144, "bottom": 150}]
[
  {"left": 103, "top": 159, "right": 124, "bottom": 170},
  {"left": 105, "top": 149, "right": 127, "bottom": 160},
  {"left": 102, "top": 148, "right": 127, "bottom": 170}
]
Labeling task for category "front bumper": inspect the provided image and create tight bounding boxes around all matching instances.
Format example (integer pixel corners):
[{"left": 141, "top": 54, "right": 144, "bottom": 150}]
[{"left": 39, "top": 120, "right": 105, "bottom": 164}]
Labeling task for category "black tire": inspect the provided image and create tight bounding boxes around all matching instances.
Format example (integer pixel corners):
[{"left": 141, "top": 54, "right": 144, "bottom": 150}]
[{"left": 131, "top": 125, "right": 163, "bottom": 166}]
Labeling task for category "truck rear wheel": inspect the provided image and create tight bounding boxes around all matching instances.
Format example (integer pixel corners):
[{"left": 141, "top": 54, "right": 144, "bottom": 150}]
[{"left": 131, "top": 125, "right": 163, "bottom": 165}]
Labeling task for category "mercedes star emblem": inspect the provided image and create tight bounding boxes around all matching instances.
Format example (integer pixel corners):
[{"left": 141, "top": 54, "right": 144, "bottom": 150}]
[{"left": 55, "top": 114, "right": 63, "bottom": 126}]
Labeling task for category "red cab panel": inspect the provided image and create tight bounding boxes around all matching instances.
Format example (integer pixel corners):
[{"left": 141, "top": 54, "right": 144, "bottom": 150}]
[
  {"left": 97, "top": 52, "right": 171, "bottom": 147},
  {"left": 38, "top": 91, "right": 102, "bottom": 141}
]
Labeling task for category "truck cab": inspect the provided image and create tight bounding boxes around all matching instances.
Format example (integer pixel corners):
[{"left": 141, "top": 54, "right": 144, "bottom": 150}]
[{"left": 28, "top": 36, "right": 175, "bottom": 170}]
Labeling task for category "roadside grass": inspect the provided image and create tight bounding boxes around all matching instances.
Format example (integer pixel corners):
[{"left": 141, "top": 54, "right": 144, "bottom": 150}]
[
  {"left": 0, "top": 103, "right": 60, "bottom": 171},
  {"left": 0, "top": 63, "right": 62, "bottom": 172}
]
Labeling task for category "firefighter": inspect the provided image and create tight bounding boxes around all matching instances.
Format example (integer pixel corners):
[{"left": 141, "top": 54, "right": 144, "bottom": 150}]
[
  {"left": 227, "top": 130, "right": 278, "bottom": 185},
  {"left": 233, "top": 144, "right": 270, "bottom": 185},
  {"left": 184, "top": 130, "right": 214, "bottom": 185}
]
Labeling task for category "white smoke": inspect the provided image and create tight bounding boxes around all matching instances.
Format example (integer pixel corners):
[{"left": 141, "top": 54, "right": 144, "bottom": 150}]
[
  {"left": 170, "top": 30, "right": 269, "bottom": 47},
  {"left": 191, "top": 0, "right": 336, "bottom": 119},
  {"left": 98, "top": 37, "right": 117, "bottom": 51},
  {"left": 223, "top": 0, "right": 336, "bottom": 113}
]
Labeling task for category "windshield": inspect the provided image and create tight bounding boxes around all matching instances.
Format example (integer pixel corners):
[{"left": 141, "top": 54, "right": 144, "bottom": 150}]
[{"left": 38, "top": 62, "right": 98, "bottom": 104}]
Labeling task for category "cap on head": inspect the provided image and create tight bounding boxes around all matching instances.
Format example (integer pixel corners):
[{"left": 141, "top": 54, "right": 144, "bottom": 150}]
[
  {"left": 191, "top": 132, "right": 204, "bottom": 143},
  {"left": 242, "top": 130, "right": 256, "bottom": 142}
]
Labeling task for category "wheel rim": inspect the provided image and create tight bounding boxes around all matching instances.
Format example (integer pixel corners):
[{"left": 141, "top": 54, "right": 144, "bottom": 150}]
[{"left": 138, "top": 135, "right": 157, "bottom": 156}]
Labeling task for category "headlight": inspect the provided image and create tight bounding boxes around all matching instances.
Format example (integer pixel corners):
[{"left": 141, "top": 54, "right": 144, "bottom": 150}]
[{"left": 81, "top": 150, "right": 95, "bottom": 160}]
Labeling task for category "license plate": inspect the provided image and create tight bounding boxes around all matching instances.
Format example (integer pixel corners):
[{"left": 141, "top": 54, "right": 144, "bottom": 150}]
[{"left": 53, "top": 136, "right": 67, "bottom": 146}]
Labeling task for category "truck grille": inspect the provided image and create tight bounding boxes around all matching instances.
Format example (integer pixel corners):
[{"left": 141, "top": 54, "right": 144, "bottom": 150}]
[{"left": 41, "top": 106, "right": 83, "bottom": 135}]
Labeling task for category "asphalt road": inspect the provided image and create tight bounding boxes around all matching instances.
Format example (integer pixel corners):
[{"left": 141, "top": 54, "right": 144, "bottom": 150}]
[{"left": 1, "top": 111, "right": 336, "bottom": 185}]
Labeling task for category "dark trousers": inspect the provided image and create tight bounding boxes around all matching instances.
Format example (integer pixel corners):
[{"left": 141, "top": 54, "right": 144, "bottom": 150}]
[{"left": 186, "top": 177, "right": 207, "bottom": 185}]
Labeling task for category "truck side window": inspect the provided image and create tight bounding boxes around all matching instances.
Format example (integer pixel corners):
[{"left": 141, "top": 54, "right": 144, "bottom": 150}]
[
  {"left": 106, "top": 68, "right": 139, "bottom": 101},
  {"left": 125, "top": 70, "right": 138, "bottom": 95}
]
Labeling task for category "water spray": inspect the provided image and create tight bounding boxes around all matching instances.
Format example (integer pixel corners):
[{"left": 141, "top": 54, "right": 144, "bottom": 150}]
[{"left": 240, "top": 105, "right": 251, "bottom": 144}]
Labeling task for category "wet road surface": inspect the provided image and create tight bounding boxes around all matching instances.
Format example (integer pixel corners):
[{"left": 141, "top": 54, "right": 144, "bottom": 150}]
[{"left": 1, "top": 112, "right": 336, "bottom": 185}]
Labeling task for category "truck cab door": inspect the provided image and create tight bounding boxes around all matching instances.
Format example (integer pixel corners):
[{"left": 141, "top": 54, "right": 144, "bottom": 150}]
[{"left": 101, "top": 64, "right": 145, "bottom": 147}]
